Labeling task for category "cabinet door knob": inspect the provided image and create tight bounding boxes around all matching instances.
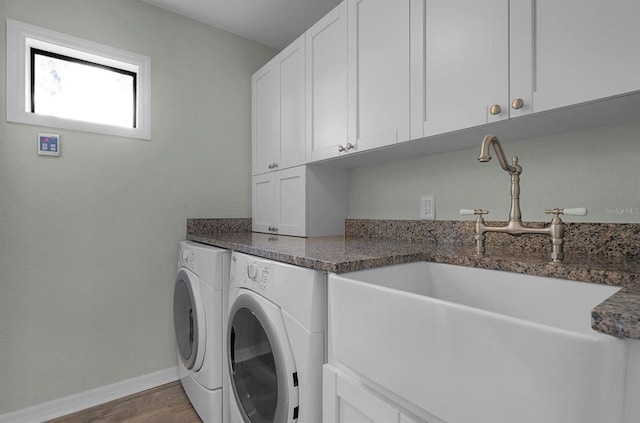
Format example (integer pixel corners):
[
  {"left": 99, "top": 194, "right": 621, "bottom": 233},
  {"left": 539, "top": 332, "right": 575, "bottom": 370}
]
[
  {"left": 338, "top": 144, "right": 346, "bottom": 152},
  {"left": 346, "top": 142, "right": 354, "bottom": 151},
  {"left": 268, "top": 163, "right": 273, "bottom": 169},
  {"left": 272, "top": 162, "right": 278, "bottom": 169},
  {"left": 489, "top": 104, "right": 502, "bottom": 115},
  {"left": 511, "top": 98, "right": 524, "bottom": 110}
]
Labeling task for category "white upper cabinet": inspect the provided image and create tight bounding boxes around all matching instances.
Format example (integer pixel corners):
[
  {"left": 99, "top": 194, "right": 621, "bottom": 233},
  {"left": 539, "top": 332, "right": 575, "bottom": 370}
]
[
  {"left": 306, "top": 2, "right": 349, "bottom": 162},
  {"left": 252, "top": 34, "right": 306, "bottom": 175},
  {"left": 510, "top": 0, "right": 640, "bottom": 117},
  {"left": 348, "top": 0, "right": 412, "bottom": 152},
  {"left": 412, "top": 0, "right": 640, "bottom": 139},
  {"left": 411, "top": 0, "right": 509, "bottom": 139},
  {"left": 254, "top": 0, "right": 640, "bottom": 170}
]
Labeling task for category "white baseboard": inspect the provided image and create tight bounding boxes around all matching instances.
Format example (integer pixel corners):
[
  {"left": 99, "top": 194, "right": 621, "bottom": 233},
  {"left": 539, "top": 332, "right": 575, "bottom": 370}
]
[{"left": 0, "top": 367, "right": 179, "bottom": 423}]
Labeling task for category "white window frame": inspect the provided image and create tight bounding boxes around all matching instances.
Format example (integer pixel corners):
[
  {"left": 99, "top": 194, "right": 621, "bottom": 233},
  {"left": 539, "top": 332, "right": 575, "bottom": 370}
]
[{"left": 6, "top": 19, "right": 151, "bottom": 140}]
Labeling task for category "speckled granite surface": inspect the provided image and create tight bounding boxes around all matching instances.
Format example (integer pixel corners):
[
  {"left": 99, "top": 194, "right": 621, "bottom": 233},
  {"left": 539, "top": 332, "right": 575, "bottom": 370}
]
[
  {"left": 345, "top": 219, "right": 640, "bottom": 258},
  {"left": 186, "top": 218, "right": 640, "bottom": 340},
  {"left": 186, "top": 218, "right": 251, "bottom": 235},
  {"left": 592, "top": 285, "right": 640, "bottom": 338}
]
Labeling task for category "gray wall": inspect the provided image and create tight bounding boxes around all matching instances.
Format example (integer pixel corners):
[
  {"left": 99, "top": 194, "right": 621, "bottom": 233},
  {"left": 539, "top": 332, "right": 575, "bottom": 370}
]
[
  {"left": 349, "top": 121, "right": 640, "bottom": 223},
  {"left": 0, "top": 0, "right": 275, "bottom": 413}
]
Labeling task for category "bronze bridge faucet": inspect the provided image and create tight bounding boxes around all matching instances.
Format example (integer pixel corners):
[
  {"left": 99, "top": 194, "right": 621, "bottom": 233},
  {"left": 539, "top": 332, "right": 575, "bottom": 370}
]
[{"left": 461, "top": 134, "right": 587, "bottom": 262}]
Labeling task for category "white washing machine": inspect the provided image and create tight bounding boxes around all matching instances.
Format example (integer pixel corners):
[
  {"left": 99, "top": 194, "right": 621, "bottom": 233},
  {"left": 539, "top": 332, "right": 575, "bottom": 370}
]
[
  {"left": 227, "top": 252, "right": 326, "bottom": 423},
  {"left": 174, "top": 241, "right": 230, "bottom": 423}
]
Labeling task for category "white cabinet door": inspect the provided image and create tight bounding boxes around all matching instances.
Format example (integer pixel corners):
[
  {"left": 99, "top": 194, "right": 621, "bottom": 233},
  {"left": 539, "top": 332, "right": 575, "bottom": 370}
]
[
  {"left": 275, "top": 166, "right": 306, "bottom": 237},
  {"left": 323, "top": 365, "right": 427, "bottom": 423},
  {"left": 324, "top": 365, "right": 399, "bottom": 423},
  {"left": 252, "top": 173, "right": 276, "bottom": 234},
  {"left": 279, "top": 36, "right": 306, "bottom": 170},
  {"left": 510, "top": 0, "right": 640, "bottom": 117},
  {"left": 348, "top": 0, "right": 411, "bottom": 152},
  {"left": 252, "top": 65, "right": 279, "bottom": 175},
  {"left": 411, "top": 0, "right": 509, "bottom": 139},
  {"left": 306, "top": 2, "right": 349, "bottom": 162},
  {"left": 252, "top": 165, "right": 348, "bottom": 237},
  {"left": 252, "top": 35, "right": 306, "bottom": 175},
  {"left": 252, "top": 167, "right": 305, "bottom": 236}
]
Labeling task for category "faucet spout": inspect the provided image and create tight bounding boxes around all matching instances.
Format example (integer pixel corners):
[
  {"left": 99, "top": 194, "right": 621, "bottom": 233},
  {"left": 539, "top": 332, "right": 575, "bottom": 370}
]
[
  {"left": 478, "top": 135, "right": 523, "bottom": 224},
  {"left": 478, "top": 134, "right": 521, "bottom": 175}
]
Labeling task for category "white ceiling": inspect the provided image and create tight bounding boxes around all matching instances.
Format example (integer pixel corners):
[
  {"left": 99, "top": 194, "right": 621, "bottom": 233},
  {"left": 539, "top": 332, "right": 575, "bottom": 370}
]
[{"left": 141, "top": 0, "right": 341, "bottom": 50}]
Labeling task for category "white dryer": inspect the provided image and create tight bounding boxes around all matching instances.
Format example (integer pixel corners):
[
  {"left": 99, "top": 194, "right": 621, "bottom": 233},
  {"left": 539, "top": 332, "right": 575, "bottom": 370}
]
[
  {"left": 174, "top": 241, "right": 230, "bottom": 423},
  {"left": 227, "top": 252, "right": 326, "bottom": 423}
]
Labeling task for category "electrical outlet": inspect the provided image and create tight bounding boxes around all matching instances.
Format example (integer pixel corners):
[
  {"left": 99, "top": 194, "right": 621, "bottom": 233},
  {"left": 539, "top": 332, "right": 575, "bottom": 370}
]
[{"left": 420, "top": 194, "right": 436, "bottom": 220}]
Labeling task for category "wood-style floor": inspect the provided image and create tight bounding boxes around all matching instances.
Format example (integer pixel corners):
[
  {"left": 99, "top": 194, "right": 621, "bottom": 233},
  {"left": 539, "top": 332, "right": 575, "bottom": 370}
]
[{"left": 45, "top": 381, "right": 202, "bottom": 423}]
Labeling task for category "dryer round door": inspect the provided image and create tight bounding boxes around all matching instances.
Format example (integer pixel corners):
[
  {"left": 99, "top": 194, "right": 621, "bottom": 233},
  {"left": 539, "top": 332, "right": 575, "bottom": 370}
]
[
  {"left": 228, "top": 290, "right": 299, "bottom": 423},
  {"left": 174, "top": 268, "right": 206, "bottom": 371}
]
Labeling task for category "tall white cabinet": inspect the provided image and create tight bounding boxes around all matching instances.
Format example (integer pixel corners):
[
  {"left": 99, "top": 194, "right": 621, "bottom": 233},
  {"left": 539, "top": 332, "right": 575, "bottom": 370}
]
[{"left": 252, "top": 28, "right": 348, "bottom": 237}]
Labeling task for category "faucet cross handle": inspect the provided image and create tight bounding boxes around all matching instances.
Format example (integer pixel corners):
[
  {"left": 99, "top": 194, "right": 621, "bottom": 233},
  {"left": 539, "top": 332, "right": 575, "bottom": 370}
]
[
  {"left": 460, "top": 209, "right": 489, "bottom": 216},
  {"left": 460, "top": 209, "right": 489, "bottom": 255},
  {"left": 544, "top": 208, "right": 588, "bottom": 217}
]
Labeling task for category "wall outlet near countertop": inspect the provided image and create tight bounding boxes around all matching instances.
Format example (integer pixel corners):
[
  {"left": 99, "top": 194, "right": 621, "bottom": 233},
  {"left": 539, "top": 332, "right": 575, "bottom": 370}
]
[{"left": 420, "top": 194, "right": 435, "bottom": 220}]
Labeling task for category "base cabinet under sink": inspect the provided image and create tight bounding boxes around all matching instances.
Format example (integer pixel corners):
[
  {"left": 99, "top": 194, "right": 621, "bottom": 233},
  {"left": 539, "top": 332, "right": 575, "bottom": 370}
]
[{"left": 323, "top": 365, "right": 427, "bottom": 423}]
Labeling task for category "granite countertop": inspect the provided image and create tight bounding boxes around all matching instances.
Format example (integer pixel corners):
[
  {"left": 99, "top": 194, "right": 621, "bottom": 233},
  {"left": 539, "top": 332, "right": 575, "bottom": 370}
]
[{"left": 186, "top": 218, "right": 640, "bottom": 341}]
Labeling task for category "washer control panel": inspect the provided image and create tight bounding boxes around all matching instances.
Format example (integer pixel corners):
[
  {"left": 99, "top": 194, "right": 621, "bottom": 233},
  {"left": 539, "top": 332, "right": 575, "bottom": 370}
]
[{"left": 178, "top": 244, "right": 197, "bottom": 273}]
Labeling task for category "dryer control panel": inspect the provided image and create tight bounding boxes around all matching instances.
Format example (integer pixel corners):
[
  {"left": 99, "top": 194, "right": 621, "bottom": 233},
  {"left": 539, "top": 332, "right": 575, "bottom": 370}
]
[
  {"left": 246, "top": 261, "right": 273, "bottom": 291},
  {"left": 230, "top": 252, "right": 279, "bottom": 301}
]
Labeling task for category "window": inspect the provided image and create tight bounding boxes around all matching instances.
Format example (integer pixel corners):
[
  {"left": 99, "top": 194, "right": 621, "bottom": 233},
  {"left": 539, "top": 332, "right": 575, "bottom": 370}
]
[
  {"left": 31, "top": 48, "right": 137, "bottom": 128},
  {"left": 6, "top": 19, "right": 151, "bottom": 140}
]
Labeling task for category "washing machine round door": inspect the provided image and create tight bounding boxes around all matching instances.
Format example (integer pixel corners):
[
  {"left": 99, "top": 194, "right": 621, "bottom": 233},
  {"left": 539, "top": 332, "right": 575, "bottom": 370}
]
[
  {"left": 174, "top": 269, "right": 206, "bottom": 371},
  {"left": 228, "top": 290, "right": 299, "bottom": 423}
]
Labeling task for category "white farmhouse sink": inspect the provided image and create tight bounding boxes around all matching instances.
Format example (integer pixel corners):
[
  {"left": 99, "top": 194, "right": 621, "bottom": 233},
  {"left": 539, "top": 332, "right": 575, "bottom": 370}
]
[{"left": 328, "top": 262, "right": 628, "bottom": 423}]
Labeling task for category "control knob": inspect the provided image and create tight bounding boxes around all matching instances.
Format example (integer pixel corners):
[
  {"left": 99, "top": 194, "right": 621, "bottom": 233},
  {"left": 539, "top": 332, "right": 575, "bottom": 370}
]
[{"left": 247, "top": 263, "right": 259, "bottom": 281}]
